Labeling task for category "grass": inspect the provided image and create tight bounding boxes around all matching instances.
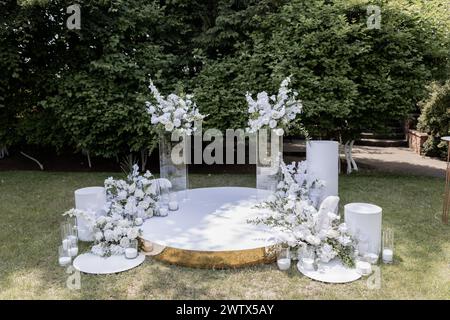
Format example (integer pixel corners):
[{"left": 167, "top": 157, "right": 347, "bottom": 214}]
[{"left": 0, "top": 170, "right": 449, "bottom": 299}]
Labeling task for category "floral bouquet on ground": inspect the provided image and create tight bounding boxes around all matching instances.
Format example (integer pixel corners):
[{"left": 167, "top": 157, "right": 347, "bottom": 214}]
[
  {"left": 246, "top": 76, "right": 303, "bottom": 135},
  {"left": 63, "top": 165, "right": 167, "bottom": 257},
  {"left": 90, "top": 215, "right": 141, "bottom": 257},
  {"left": 250, "top": 160, "right": 356, "bottom": 267},
  {"left": 145, "top": 78, "right": 206, "bottom": 135}
]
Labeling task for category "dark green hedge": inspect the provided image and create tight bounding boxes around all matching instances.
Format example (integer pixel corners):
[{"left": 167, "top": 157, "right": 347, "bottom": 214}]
[{"left": 0, "top": 0, "right": 449, "bottom": 158}]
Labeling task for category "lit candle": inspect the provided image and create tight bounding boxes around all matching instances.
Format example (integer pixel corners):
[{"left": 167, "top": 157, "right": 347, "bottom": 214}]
[
  {"left": 62, "top": 239, "right": 70, "bottom": 250},
  {"left": 168, "top": 201, "right": 179, "bottom": 211},
  {"left": 125, "top": 248, "right": 138, "bottom": 259},
  {"left": 159, "top": 207, "right": 168, "bottom": 217},
  {"left": 382, "top": 249, "right": 393, "bottom": 263},
  {"left": 58, "top": 256, "right": 71, "bottom": 266},
  {"left": 68, "top": 247, "right": 78, "bottom": 257},
  {"left": 356, "top": 261, "right": 372, "bottom": 276},
  {"left": 277, "top": 258, "right": 291, "bottom": 271},
  {"left": 302, "top": 258, "right": 315, "bottom": 271}
]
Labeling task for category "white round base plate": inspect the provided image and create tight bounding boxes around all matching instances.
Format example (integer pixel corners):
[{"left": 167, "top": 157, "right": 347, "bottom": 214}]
[
  {"left": 73, "top": 253, "right": 145, "bottom": 274},
  {"left": 297, "top": 259, "right": 361, "bottom": 284},
  {"left": 141, "top": 187, "right": 276, "bottom": 252}
]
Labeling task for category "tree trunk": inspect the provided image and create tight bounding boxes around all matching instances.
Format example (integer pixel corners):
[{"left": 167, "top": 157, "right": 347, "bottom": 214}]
[
  {"left": 86, "top": 150, "right": 92, "bottom": 168},
  {"left": 20, "top": 151, "right": 44, "bottom": 170},
  {"left": 0, "top": 146, "right": 8, "bottom": 159},
  {"left": 140, "top": 149, "right": 148, "bottom": 172}
]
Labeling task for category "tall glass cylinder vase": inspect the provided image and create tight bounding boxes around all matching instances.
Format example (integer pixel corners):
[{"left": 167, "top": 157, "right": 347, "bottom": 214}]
[
  {"left": 256, "top": 129, "right": 283, "bottom": 197},
  {"left": 159, "top": 132, "right": 188, "bottom": 200}
]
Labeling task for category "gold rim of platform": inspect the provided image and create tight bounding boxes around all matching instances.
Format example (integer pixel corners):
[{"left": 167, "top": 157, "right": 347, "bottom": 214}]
[{"left": 139, "top": 238, "right": 276, "bottom": 269}]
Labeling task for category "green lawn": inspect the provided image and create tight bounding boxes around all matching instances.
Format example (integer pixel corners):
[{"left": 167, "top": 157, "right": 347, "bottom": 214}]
[{"left": 0, "top": 170, "right": 449, "bottom": 299}]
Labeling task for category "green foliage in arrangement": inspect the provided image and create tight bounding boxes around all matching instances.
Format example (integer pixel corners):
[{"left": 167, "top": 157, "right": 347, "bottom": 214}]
[
  {"left": 0, "top": 0, "right": 449, "bottom": 159},
  {"left": 418, "top": 81, "right": 450, "bottom": 159}
]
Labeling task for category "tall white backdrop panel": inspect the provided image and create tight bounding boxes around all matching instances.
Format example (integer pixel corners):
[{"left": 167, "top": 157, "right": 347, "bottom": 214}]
[
  {"left": 74, "top": 187, "right": 106, "bottom": 241},
  {"left": 306, "top": 140, "right": 339, "bottom": 198}
]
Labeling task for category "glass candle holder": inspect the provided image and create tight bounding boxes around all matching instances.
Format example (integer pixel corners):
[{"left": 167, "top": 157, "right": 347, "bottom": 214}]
[
  {"left": 125, "top": 239, "right": 138, "bottom": 259},
  {"left": 276, "top": 247, "right": 291, "bottom": 271},
  {"left": 298, "top": 246, "right": 315, "bottom": 271},
  {"left": 382, "top": 229, "right": 394, "bottom": 263},
  {"left": 68, "top": 237, "right": 79, "bottom": 257},
  {"left": 61, "top": 222, "right": 72, "bottom": 250},
  {"left": 168, "top": 192, "right": 179, "bottom": 211},
  {"left": 66, "top": 216, "right": 77, "bottom": 232},
  {"left": 58, "top": 245, "right": 72, "bottom": 267}
]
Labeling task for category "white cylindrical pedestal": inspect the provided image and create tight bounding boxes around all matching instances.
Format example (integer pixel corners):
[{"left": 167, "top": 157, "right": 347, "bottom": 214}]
[
  {"left": 344, "top": 203, "right": 382, "bottom": 255},
  {"left": 306, "top": 140, "right": 339, "bottom": 199},
  {"left": 74, "top": 187, "right": 106, "bottom": 241}
]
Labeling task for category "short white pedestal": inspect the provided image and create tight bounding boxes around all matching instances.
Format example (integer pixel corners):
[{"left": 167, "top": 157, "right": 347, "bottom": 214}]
[
  {"left": 344, "top": 203, "right": 382, "bottom": 255},
  {"left": 73, "top": 253, "right": 145, "bottom": 274}
]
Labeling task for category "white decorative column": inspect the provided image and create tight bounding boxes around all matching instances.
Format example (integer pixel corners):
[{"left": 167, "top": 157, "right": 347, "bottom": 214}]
[
  {"left": 74, "top": 187, "right": 106, "bottom": 241},
  {"left": 344, "top": 203, "right": 382, "bottom": 255},
  {"left": 306, "top": 140, "right": 339, "bottom": 199}
]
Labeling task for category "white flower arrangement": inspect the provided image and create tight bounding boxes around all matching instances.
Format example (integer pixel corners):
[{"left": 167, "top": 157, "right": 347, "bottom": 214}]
[
  {"left": 62, "top": 165, "right": 170, "bottom": 257},
  {"left": 104, "top": 164, "right": 158, "bottom": 222},
  {"left": 246, "top": 76, "right": 303, "bottom": 134},
  {"left": 251, "top": 160, "right": 356, "bottom": 267},
  {"left": 90, "top": 214, "right": 141, "bottom": 257},
  {"left": 145, "top": 78, "right": 206, "bottom": 135}
]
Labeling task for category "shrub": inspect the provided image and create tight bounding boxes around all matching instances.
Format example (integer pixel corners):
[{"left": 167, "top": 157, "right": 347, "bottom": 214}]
[{"left": 418, "top": 81, "right": 450, "bottom": 159}]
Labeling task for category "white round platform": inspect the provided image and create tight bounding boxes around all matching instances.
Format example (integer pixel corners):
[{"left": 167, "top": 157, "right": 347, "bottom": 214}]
[
  {"left": 141, "top": 187, "right": 276, "bottom": 252},
  {"left": 297, "top": 259, "right": 361, "bottom": 284},
  {"left": 73, "top": 253, "right": 145, "bottom": 274}
]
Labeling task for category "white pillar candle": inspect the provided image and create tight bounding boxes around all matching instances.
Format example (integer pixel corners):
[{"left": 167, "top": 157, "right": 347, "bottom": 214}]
[
  {"left": 159, "top": 207, "right": 168, "bottom": 217},
  {"left": 277, "top": 258, "right": 291, "bottom": 271},
  {"left": 68, "top": 247, "right": 78, "bottom": 257},
  {"left": 356, "top": 261, "right": 372, "bottom": 276},
  {"left": 125, "top": 248, "right": 138, "bottom": 259},
  {"left": 382, "top": 249, "right": 393, "bottom": 263},
  {"left": 302, "top": 258, "right": 315, "bottom": 271},
  {"left": 58, "top": 256, "right": 71, "bottom": 267},
  {"left": 62, "top": 239, "right": 70, "bottom": 250},
  {"left": 168, "top": 201, "right": 179, "bottom": 211}
]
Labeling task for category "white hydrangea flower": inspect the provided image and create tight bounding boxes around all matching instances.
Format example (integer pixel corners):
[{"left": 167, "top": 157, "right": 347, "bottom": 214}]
[
  {"left": 134, "top": 188, "right": 144, "bottom": 199},
  {"left": 246, "top": 77, "right": 302, "bottom": 133},
  {"left": 91, "top": 244, "right": 105, "bottom": 257},
  {"left": 127, "top": 227, "right": 139, "bottom": 240},
  {"left": 94, "top": 231, "right": 103, "bottom": 241}
]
